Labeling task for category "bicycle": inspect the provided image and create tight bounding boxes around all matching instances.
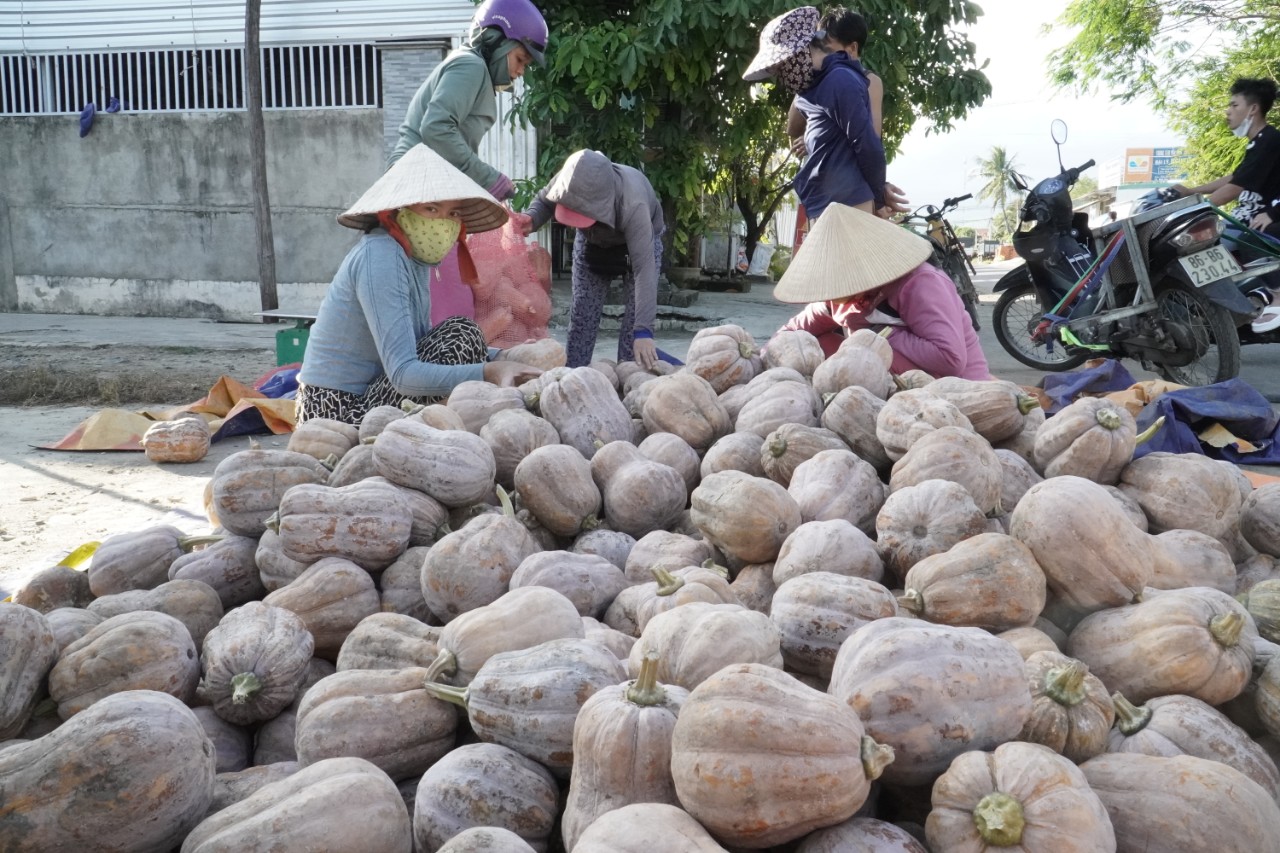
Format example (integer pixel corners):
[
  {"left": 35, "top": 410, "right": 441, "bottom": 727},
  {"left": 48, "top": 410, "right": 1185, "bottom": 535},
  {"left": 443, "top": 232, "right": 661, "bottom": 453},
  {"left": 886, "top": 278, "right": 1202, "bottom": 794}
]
[{"left": 898, "top": 194, "right": 982, "bottom": 331}]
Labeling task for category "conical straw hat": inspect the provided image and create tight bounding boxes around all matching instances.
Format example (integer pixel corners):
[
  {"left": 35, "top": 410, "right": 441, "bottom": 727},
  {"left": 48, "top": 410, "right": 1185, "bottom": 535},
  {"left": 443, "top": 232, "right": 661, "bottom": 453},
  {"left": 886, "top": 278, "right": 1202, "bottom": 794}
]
[
  {"left": 774, "top": 203, "right": 934, "bottom": 303},
  {"left": 338, "top": 144, "right": 509, "bottom": 233}
]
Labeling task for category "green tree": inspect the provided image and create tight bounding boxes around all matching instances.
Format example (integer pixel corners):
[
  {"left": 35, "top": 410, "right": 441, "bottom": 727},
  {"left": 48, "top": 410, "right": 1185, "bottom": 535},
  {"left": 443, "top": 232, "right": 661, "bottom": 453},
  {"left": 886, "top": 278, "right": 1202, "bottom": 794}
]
[
  {"left": 1070, "top": 174, "right": 1099, "bottom": 199},
  {"left": 989, "top": 198, "right": 1024, "bottom": 243},
  {"left": 515, "top": 0, "right": 992, "bottom": 265},
  {"left": 1048, "top": 0, "right": 1280, "bottom": 183},
  {"left": 955, "top": 225, "right": 977, "bottom": 239},
  {"left": 973, "top": 146, "right": 1027, "bottom": 240}
]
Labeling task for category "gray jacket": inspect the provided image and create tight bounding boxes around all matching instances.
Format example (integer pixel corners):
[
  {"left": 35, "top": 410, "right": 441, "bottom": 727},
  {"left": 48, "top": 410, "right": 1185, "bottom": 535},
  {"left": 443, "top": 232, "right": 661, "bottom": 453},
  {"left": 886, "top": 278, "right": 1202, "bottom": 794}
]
[{"left": 528, "top": 150, "right": 665, "bottom": 332}]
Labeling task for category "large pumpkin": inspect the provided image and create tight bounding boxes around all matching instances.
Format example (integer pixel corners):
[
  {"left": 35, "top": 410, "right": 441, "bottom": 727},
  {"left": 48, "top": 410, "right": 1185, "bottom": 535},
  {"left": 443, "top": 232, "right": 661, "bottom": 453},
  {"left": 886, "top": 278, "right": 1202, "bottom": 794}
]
[
  {"left": 1020, "top": 650, "right": 1115, "bottom": 763},
  {"left": 198, "top": 601, "right": 315, "bottom": 726},
  {"left": 889, "top": 425, "right": 1002, "bottom": 516},
  {"left": 641, "top": 372, "right": 733, "bottom": 452},
  {"left": 1032, "top": 397, "right": 1141, "bottom": 484},
  {"left": 0, "top": 605, "right": 58, "bottom": 739},
  {"left": 514, "top": 444, "right": 601, "bottom": 537},
  {"left": 272, "top": 479, "right": 413, "bottom": 570},
  {"left": 770, "top": 572, "right": 898, "bottom": 679},
  {"left": 685, "top": 324, "right": 760, "bottom": 393},
  {"left": 591, "top": 441, "right": 688, "bottom": 539},
  {"left": 373, "top": 418, "right": 496, "bottom": 508},
  {"left": 691, "top": 471, "right": 802, "bottom": 566},
  {"left": 629, "top": 602, "right": 783, "bottom": 690},
  {"left": 899, "top": 532, "right": 1046, "bottom": 630},
  {"left": 210, "top": 448, "right": 329, "bottom": 538},
  {"left": 787, "top": 449, "right": 885, "bottom": 536},
  {"left": 261, "top": 557, "right": 380, "bottom": 661},
  {"left": 875, "top": 479, "right": 988, "bottom": 580},
  {"left": 537, "top": 366, "right": 633, "bottom": 460}
]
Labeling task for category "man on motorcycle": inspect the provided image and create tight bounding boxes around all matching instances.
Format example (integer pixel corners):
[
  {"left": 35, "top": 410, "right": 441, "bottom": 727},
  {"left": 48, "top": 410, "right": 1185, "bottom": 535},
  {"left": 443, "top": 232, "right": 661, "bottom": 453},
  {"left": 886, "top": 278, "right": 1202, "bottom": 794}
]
[{"left": 1171, "top": 78, "right": 1280, "bottom": 332}]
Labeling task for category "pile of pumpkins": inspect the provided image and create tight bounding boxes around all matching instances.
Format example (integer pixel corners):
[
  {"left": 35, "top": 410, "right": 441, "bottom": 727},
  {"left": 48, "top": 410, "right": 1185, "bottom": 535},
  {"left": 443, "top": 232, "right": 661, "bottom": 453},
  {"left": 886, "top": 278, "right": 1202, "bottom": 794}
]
[{"left": 5, "top": 322, "right": 1280, "bottom": 852}]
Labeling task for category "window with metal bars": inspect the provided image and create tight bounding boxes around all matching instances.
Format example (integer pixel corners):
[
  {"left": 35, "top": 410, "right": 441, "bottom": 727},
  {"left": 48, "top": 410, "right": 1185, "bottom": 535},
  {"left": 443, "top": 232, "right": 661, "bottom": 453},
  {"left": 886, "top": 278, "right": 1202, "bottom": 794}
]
[{"left": 0, "top": 43, "right": 382, "bottom": 115}]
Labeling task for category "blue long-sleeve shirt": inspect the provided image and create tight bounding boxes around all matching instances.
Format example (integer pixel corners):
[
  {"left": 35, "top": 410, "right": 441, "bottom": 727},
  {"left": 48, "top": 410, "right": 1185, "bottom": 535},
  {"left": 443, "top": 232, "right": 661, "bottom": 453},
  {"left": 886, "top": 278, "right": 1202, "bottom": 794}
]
[{"left": 793, "top": 53, "right": 886, "bottom": 220}]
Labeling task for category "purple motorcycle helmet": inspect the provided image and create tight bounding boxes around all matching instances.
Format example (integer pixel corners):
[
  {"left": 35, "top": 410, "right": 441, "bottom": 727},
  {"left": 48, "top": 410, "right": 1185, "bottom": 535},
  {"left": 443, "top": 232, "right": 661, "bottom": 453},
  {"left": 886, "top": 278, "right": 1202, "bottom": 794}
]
[{"left": 472, "top": 0, "right": 549, "bottom": 65}]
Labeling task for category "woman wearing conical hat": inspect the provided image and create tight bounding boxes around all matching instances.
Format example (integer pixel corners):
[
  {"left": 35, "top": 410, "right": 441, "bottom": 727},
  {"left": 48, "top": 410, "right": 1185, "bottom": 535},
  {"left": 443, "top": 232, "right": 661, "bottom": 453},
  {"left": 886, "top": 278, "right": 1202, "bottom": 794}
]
[
  {"left": 776, "top": 204, "right": 991, "bottom": 380},
  {"left": 296, "top": 145, "right": 542, "bottom": 425}
]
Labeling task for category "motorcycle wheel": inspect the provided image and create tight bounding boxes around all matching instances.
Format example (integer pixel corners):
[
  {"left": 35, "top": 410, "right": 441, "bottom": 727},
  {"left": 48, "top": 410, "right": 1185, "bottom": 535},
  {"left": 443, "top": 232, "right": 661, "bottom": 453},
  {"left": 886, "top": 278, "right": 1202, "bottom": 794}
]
[
  {"left": 1153, "top": 278, "right": 1241, "bottom": 386},
  {"left": 993, "top": 278, "right": 1089, "bottom": 371},
  {"left": 944, "top": 255, "right": 982, "bottom": 332}
]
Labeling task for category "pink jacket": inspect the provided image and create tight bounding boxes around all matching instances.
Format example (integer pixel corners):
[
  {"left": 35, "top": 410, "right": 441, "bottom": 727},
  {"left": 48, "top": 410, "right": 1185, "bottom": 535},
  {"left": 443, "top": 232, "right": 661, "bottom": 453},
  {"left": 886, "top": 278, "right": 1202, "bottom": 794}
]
[{"left": 780, "top": 263, "right": 991, "bottom": 379}]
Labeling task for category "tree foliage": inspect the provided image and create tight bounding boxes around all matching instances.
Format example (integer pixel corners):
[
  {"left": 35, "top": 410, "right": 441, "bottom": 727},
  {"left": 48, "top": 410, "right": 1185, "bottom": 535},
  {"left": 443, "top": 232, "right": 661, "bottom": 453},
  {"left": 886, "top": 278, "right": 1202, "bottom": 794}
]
[
  {"left": 1049, "top": 0, "right": 1280, "bottom": 183},
  {"left": 513, "top": 0, "right": 992, "bottom": 263}
]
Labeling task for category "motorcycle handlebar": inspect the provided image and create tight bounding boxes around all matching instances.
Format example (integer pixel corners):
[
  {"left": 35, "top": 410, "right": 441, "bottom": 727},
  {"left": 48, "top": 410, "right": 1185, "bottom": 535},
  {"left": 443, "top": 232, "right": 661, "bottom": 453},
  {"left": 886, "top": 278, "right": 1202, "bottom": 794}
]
[
  {"left": 942, "top": 193, "right": 973, "bottom": 209},
  {"left": 1065, "top": 160, "right": 1096, "bottom": 183}
]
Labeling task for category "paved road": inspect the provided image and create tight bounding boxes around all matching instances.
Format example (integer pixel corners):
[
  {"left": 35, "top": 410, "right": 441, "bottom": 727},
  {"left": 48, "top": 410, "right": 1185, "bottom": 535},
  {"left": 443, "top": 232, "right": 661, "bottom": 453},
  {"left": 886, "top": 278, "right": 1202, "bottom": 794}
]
[{"left": 970, "top": 263, "right": 1280, "bottom": 403}]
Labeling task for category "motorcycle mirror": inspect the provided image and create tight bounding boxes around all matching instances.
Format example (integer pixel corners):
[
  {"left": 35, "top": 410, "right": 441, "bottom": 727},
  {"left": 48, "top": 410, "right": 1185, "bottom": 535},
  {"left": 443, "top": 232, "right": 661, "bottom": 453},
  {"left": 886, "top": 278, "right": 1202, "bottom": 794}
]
[{"left": 1050, "top": 119, "right": 1068, "bottom": 145}]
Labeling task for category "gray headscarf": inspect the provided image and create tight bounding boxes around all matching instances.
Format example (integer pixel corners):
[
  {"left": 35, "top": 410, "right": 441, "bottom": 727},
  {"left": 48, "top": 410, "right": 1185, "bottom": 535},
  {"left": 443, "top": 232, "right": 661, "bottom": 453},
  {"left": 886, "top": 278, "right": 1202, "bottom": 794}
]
[{"left": 469, "top": 26, "right": 519, "bottom": 91}]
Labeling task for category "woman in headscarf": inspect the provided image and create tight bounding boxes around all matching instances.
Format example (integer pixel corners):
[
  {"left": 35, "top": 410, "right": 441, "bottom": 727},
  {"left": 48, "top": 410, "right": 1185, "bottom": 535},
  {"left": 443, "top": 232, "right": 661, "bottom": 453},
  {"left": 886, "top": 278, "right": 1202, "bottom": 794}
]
[{"left": 389, "top": 0, "right": 549, "bottom": 324}]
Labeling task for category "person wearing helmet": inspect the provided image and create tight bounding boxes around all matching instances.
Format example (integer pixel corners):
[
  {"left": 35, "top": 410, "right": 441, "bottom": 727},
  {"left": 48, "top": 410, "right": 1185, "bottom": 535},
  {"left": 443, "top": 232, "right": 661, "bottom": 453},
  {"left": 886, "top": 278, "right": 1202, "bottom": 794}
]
[{"left": 388, "top": 0, "right": 549, "bottom": 324}]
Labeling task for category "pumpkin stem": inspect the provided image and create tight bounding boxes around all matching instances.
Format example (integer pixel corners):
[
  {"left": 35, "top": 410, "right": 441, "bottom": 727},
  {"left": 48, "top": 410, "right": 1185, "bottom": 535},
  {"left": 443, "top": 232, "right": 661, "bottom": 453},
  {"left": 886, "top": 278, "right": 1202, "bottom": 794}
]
[
  {"left": 701, "top": 559, "right": 730, "bottom": 579},
  {"left": 897, "top": 588, "right": 925, "bottom": 615},
  {"left": 423, "top": 648, "right": 458, "bottom": 684},
  {"left": 249, "top": 437, "right": 262, "bottom": 451},
  {"left": 495, "top": 485, "right": 515, "bottom": 518},
  {"left": 1210, "top": 611, "right": 1245, "bottom": 648},
  {"left": 230, "top": 672, "right": 262, "bottom": 705},
  {"left": 400, "top": 399, "right": 423, "bottom": 414},
  {"left": 1016, "top": 394, "right": 1040, "bottom": 416},
  {"left": 1133, "top": 415, "right": 1167, "bottom": 446},
  {"left": 1111, "top": 692, "right": 1151, "bottom": 735},
  {"left": 860, "top": 735, "right": 895, "bottom": 781},
  {"left": 626, "top": 654, "right": 667, "bottom": 706},
  {"left": 318, "top": 453, "right": 339, "bottom": 471},
  {"left": 1095, "top": 407, "right": 1123, "bottom": 430},
  {"left": 767, "top": 435, "right": 788, "bottom": 458},
  {"left": 878, "top": 326, "right": 893, "bottom": 339},
  {"left": 263, "top": 512, "right": 281, "bottom": 534},
  {"left": 892, "top": 374, "right": 910, "bottom": 392},
  {"left": 822, "top": 391, "right": 837, "bottom": 408},
  {"left": 653, "top": 568, "right": 686, "bottom": 596},
  {"left": 738, "top": 341, "right": 757, "bottom": 359},
  {"left": 178, "top": 534, "right": 224, "bottom": 552},
  {"left": 973, "top": 792, "right": 1025, "bottom": 846},
  {"left": 1044, "top": 660, "right": 1088, "bottom": 706},
  {"left": 580, "top": 514, "right": 601, "bottom": 533},
  {"left": 361, "top": 436, "right": 378, "bottom": 445},
  {"left": 421, "top": 680, "right": 469, "bottom": 708}
]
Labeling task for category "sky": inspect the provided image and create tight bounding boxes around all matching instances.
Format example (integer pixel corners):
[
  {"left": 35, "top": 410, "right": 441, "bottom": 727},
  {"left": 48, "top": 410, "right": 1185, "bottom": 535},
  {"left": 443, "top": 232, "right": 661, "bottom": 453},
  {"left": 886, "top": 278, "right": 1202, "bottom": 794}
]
[{"left": 887, "top": 0, "right": 1186, "bottom": 232}]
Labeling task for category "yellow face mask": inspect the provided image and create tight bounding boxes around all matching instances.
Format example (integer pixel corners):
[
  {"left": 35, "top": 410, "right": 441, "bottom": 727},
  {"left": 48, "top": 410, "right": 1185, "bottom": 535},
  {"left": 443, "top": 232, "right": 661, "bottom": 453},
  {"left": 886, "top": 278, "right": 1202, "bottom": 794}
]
[{"left": 395, "top": 207, "right": 461, "bottom": 264}]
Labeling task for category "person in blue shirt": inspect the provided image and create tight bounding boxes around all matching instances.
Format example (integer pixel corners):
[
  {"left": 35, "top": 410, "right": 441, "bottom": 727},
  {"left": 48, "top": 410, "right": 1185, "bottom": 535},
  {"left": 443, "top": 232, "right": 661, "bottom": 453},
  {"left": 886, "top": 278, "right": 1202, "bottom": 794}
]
[
  {"left": 296, "top": 145, "right": 542, "bottom": 425},
  {"left": 744, "top": 6, "right": 887, "bottom": 222}
]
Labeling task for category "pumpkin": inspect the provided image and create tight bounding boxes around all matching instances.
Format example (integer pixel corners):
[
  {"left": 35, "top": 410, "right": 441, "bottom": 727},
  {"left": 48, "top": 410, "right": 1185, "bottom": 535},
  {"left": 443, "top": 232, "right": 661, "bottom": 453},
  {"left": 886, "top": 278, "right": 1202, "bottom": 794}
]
[
  {"left": 373, "top": 418, "right": 496, "bottom": 508},
  {"left": 261, "top": 557, "right": 380, "bottom": 661},
  {"left": 773, "top": 519, "right": 884, "bottom": 586},
  {"left": 424, "top": 586, "right": 585, "bottom": 686},
  {"left": 1242, "top": 483, "right": 1280, "bottom": 557},
  {"left": 926, "top": 741, "right": 1116, "bottom": 852},
  {"left": 889, "top": 425, "right": 1003, "bottom": 516},
  {"left": 640, "top": 372, "right": 734, "bottom": 454},
  {"left": 926, "top": 376, "right": 1041, "bottom": 444},
  {"left": 700, "top": 430, "right": 767, "bottom": 478},
  {"left": 407, "top": 401, "right": 468, "bottom": 431},
  {"left": 994, "top": 402, "right": 1046, "bottom": 465},
  {"left": 571, "top": 528, "right": 637, "bottom": 571},
  {"left": 168, "top": 534, "right": 266, "bottom": 610},
  {"left": 1019, "top": 651, "right": 1115, "bottom": 763},
  {"left": 670, "top": 663, "right": 893, "bottom": 849},
  {"left": 48, "top": 611, "right": 200, "bottom": 719},
  {"left": 88, "top": 578, "right": 224, "bottom": 648},
  {"left": 841, "top": 328, "right": 895, "bottom": 368},
  {"left": 581, "top": 615, "right": 637, "bottom": 660},
  {"left": 42, "top": 606, "right": 103, "bottom": 652},
  {"left": 210, "top": 763, "right": 302, "bottom": 816},
  {"left": 503, "top": 338, "right": 567, "bottom": 371},
  {"left": 88, "top": 524, "right": 220, "bottom": 597},
  {"left": 197, "top": 601, "right": 314, "bottom": 725},
  {"left": 735, "top": 378, "right": 823, "bottom": 438},
  {"left": 439, "top": 828, "right": 537, "bottom": 853},
  {"left": 759, "top": 423, "right": 849, "bottom": 487},
  {"left": 336, "top": 612, "right": 440, "bottom": 671},
  {"left": 1032, "top": 397, "right": 1142, "bottom": 483},
  {"left": 0, "top": 690, "right": 215, "bottom": 853},
  {"left": 796, "top": 817, "right": 928, "bottom": 853},
  {"left": 574, "top": 803, "right": 728, "bottom": 853},
  {"left": 182, "top": 756, "right": 412, "bottom": 853},
  {"left": 1010, "top": 476, "right": 1155, "bottom": 612},
  {"left": 1118, "top": 451, "right": 1243, "bottom": 543},
  {"left": 287, "top": 417, "right": 360, "bottom": 461},
  {"left": 999, "top": 626, "right": 1062, "bottom": 659},
  {"left": 1241, "top": 578, "right": 1280, "bottom": 644},
  {"left": 875, "top": 389, "right": 973, "bottom": 461},
  {"left": 764, "top": 329, "right": 824, "bottom": 377},
  {"left": 899, "top": 532, "right": 1047, "bottom": 630},
  {"left": 638, "top": 432, "right": 701, "bottom": 494},
  {"left": 480, "top": 407, "right": 561, "bottom": 490},
  {"left": 421, "top": 487, "right": 540, "bottom": 622},
  {"left": 10, "top": 566, "right": 93, "bottom": 614},
  {"left": 812, "top": 345, "right": 894, "bottom": 400},
  {"left": 1148, "top": 528, "right": 1236, "bottom": 592},
  {"left": 510, "top": 551, "right": 627, "bottom": 619},
  {"left": 358, "top": 404, "right": 406, "bottom": 441},
  {"left": 996, "top": 447, "right": 1044, "bottom": 514},
  {"left": 719, "top": 367, "right": 802, "bottom": 422},
  {"left": 192, "top": 705, "right": 252, "bottom": 773},
  {"left": 691, "top": 471, "right": 802, "bottom": 566},
  {"left": 255, "top": 529, "right": 312, "bottom": 593},
  {"left": 514, "top": 444, "right": 601, "bottom": 537},
  {"left": 685, "top": 324, "right": 760, "bottom": 392},
  {"left": 1067, "top": 586, "right": 1255, "bottom": 705},
  {"left": 623, "top": 531, "right": 717, "bottom": 585},
  {"left": 770, "top": 572, "right": 898, "bottom": 679},
  {"left": 413, "top": 743, "right": 558, "bottom": 853},
  {"left": 787, "top": 449, "right": 885, "bottom": 536},
  {"left": 591, "top": 441, "right": 687, "bottom": 539},
  {"left": 295, "top": 667, "right": 457, "bottom": 782},
  {"left": 1106, "top": 691, "right": 1280, "bottom": 801},
  {"left": 875, "top": 479, "right": 988, "bottom": 580},
  {"left": 605, "top": 564, "right": 738, "bottom": 637},
  {"left": 210, "top": 447, "right": 329, "bottom": 537},
  {"left": 829, "top": 618, "right": 1032, "bottom": 786},
  {"left": 366, "top": 476, "right": 448, "bottom": 548},
  {"left": 424, "top": 637, "right": 625, "bottom": 778},
  {"left": 731, "top": 563, "right": 777, "bottom": 615},
  {"left": 446, "top": 380, "right": 527, "bottom": 433},
  {"left": 142, "top": 416, "right": 212, "bottom": 463},
  {"left": 250, "top": 658, "right": 336, "bottom": 766},
  {"left": 1080, "top": 752, "right": 1280, "bottom": 852},
  {"left": 0, "top": 605, "right": 58, "bottom": 739},
  {"left": 629, "top": 602, "right": 782, "bottom": 690},
  {"left": 537, "top": 366, "right": 634, "bottom": 459},
  {"left": 821, "top": 386, "right": 893, "bottom": 474}
]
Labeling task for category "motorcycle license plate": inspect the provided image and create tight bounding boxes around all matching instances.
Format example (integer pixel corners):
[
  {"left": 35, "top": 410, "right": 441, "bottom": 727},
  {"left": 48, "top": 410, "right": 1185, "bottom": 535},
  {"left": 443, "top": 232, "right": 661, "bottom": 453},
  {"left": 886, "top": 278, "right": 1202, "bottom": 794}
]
[{"left": 1178, "top": 245, "right": 1242, "bottom": 287}]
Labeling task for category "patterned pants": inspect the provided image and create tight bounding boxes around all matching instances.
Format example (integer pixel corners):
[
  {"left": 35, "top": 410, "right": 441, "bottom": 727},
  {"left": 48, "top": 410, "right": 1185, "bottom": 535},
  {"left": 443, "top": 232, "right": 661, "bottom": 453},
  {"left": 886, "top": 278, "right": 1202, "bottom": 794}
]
[
  {"left": 568, "top": 231, "right": 665, "bottom": 367},
  {"left": 296, "top": 316, "right": 487, "bottom": 425}
]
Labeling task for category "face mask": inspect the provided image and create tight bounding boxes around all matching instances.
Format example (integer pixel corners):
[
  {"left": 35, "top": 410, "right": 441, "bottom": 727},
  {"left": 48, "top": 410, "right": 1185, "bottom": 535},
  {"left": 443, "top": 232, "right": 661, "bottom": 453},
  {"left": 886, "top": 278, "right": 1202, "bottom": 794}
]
[
  {"left": 395, "top": 208, "right": 461, "bottom": 264},
  {"left": 776, "top": 52, "right": 816, "bottom": 94},
  {"left": 1233, "top": 112, "right": 1254, "bottom": 138}
]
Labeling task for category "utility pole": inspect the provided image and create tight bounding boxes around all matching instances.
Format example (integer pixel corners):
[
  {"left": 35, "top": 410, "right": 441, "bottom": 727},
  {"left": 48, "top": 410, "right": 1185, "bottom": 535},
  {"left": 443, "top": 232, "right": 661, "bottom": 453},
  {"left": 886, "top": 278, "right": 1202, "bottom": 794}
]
[{"left": 245, "top": 0, "right": 278, "bottom": 312}]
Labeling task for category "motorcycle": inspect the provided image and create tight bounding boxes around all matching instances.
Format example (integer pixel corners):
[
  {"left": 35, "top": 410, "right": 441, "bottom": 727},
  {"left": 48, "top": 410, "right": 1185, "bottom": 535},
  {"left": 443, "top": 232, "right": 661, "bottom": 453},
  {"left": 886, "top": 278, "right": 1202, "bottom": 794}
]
[
  {"left": 899, "top": 194, "right": 982, "bottom": 331},
  {"left": 992, "top": 120, "right": 1274, "bottom": 386}
]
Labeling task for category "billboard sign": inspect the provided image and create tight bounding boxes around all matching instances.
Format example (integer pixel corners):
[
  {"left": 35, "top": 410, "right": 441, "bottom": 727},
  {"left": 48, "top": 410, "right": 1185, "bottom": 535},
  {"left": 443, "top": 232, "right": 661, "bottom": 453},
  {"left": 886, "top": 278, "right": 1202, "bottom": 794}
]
[{"left": 1123, "top": 146, "right": 1185, "bottom": 184}]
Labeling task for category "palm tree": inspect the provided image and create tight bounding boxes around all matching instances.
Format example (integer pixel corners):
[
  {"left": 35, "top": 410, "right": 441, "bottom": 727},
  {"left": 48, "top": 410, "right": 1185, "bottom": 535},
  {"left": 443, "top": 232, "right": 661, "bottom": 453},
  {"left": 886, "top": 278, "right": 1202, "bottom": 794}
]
[{"left": 973, "top": 146, "right": 1028, "bottom": 242}]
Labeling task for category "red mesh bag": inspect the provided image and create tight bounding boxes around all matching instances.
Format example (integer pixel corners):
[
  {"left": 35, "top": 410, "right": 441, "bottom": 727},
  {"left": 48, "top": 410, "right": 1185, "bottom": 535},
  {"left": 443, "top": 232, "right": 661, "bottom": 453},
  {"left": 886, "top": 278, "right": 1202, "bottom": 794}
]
[{"left": 470, "top": 216, "right": 553, "bottom": 348}]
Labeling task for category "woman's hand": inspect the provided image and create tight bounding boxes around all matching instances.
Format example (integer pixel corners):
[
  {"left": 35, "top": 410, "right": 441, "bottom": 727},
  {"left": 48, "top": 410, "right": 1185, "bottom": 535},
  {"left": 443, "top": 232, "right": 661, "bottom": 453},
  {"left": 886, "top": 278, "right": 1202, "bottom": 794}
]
[
  {"left": 511, "top": 212, "right": 535, "bottom": 237},
  {"left": 483, "top": 360, "right": 542, "bottom": 387},
  {"left": 632, "top": 337, "right": 658, "bottom": 370}
]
